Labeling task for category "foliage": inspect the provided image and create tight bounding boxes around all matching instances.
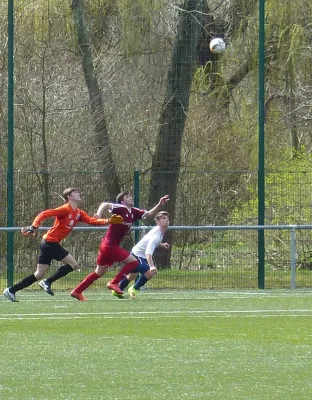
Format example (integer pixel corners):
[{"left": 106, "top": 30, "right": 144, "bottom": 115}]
[
  {"left": 14, "top": 0, "right": 73, "bottom": 44},
  {"left": 3, "top": 0, "right": 311, "bottom": 173},
  {"left": 227, "top": 150, "right": 312, "bottom": 269},
  {"left": 2, "top": 1, "right": 312, "bottom": 271},
  {"left": 230, "top": 150, "right": 312, "bottom": 226}
]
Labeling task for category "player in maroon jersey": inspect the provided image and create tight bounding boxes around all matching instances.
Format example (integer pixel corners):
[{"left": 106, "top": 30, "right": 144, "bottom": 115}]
[{"left": 71, "top": 191, "right": 169, "bottom": 301}]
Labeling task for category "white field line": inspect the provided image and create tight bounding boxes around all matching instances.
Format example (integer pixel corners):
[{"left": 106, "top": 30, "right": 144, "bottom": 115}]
[
  {"left": 1, "top": 315, "right": 312, "bottom": 320},
  {"left": 1, "top": 309, "right": 312, "bottom": 321},
  {"left": 2, "top": 293, "right": 312, "bottom": 305},
  {"left": 2, "top": 290, "right": 312, "bottom": 301}
]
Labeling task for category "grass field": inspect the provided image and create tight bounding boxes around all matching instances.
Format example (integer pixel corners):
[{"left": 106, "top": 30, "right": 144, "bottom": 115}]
[{"left": 1, "top": 289, "right": 312, "bottom": 400}]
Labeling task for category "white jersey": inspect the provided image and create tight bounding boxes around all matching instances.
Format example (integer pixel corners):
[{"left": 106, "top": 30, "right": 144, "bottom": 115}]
[{"left": 132, "top": 226, "right": 164, "bottom": 259}]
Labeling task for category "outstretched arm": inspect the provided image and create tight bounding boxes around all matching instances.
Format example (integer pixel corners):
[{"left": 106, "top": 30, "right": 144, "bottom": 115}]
[
  {"left": 80, "top": 211, "right": 123, "bottom": 225},
  {"left": 94, "top": 202, "right": 113, "bottom": 218},
  {"left": 32, "top": 206, "right": 69, "bottom": 228},
  {"left": 144, "top": 195, "right": 170, "bottom": 218},
  {"left": 21, "top": 205, "right": 69, "bottom": 236}
]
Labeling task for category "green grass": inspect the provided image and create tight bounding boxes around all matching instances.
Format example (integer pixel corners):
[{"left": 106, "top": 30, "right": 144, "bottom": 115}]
[{"left": 1, "top": 290, "right": 312, "bottom": 399}]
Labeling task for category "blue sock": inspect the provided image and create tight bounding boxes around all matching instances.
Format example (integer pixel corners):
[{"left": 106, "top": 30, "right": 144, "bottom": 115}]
[
  {"left": 119, "top": 278, "right": 130, "bottom": 291},
  {"left": 134, "top": 275, "right": 148, "bottom": 290}
]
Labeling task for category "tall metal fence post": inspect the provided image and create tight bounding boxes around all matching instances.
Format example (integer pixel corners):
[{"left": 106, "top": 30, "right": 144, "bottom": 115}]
[
  {"left": 133, "top": 170, "right": 140, "bottom": 243},
  {"left": 7, "top": 0, "right": 14, "bottom": 287},
  {"left": 290, "top": 227, "right": 296, "bottom": 289},
  {"left": 258, "top": 0, "right": 266, "bottom": 289}
]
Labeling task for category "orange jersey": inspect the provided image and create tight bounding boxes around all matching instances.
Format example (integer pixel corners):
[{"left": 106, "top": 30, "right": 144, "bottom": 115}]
[{"left": 32, "top": 203, "right": 108, "bottom": 243}]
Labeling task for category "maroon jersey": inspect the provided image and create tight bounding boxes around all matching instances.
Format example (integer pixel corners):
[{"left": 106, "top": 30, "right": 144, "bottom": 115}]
[{"left": 102, "top": 204, "right": 146, "bottom": 246}]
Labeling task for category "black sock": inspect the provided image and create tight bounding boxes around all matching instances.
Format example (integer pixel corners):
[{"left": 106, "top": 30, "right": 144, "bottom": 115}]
[
  {"left": 10, "top": 274, "right": 37, "bottom": 294},
  {"left": 45, "top": 264, "right": 74, "bottom": 285}
]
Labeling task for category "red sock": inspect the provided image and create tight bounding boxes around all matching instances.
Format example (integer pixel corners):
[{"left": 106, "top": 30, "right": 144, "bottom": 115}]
[
  {"left": 74, "top": 272, "right": 101, "bottom": 293},
  {"left": 110, "top": 261, "right": 139, "bottom": 284}
]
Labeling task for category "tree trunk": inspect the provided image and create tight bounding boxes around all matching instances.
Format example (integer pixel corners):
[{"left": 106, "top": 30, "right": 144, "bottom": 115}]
[
  {"left": 148, "top": 0, "right": 206, "bottom": 268},
  {"left": 71, "top": 0, "right": 120, "bottom": 199}
]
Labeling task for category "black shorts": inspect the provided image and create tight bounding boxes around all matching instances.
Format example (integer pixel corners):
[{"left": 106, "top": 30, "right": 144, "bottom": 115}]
[{"left": 38, "top": 239, "right": 69, "bottom": 265}]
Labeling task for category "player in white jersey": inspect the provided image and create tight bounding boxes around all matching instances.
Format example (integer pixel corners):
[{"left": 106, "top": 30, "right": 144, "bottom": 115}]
[{"left": 113, "top": 211, "right": 170, "bottom": 298}]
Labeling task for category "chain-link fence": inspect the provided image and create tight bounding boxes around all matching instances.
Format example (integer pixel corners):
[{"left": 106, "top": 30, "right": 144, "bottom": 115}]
[
  {"left": 1, "top": 225, "right": 312, "bottom": 291},
  {"left": 2, "top": 170, "right": 312, "bottom": 290}
]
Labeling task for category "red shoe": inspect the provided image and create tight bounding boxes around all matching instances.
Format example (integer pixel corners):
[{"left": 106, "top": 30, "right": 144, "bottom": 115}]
[
  {"left": 107, "top": 281, "right": 123, "bottom": 295},
  {"left": 71, "top": 290, "right": 87, "bottom": 301}
]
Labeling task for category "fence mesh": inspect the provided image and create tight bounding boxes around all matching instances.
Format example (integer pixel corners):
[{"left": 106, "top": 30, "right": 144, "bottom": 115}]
[
  {"left": 2, "top": 1, "right": 312, "bottom": 291},
  {"left": 2, "top": 170, "right": 312, "bottom": 290}
]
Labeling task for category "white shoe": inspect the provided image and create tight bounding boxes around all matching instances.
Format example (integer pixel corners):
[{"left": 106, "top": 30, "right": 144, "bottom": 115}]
[{"left": 3, "top": 288, "right": 18, "bottom": 302}]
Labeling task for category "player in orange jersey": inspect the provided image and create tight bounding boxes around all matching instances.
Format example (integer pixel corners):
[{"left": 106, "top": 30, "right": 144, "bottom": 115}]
[{"left": 3, "top": 187, "right": 123, "bottom": 302}]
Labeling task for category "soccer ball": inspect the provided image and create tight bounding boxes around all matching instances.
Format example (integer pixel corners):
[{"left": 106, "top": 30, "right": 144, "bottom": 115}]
[{"left": 209, "top": 38, "right": 226, "bottom": 54}]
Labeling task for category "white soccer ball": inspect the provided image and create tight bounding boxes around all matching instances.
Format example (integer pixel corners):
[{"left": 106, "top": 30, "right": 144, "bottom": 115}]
[{"left": 209, "top": 38, "right": 226, "bottom": 54}]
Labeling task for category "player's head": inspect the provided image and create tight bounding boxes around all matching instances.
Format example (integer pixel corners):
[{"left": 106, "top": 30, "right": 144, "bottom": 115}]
[
  {"left": 116, "top": 191, "right": 134, "bottom": 207},
  {"left": 63, "top": 187, "right": 82, "bottom": 202},
  {"left": 155, "top": 211, "right": 170, "bottom": 228}
]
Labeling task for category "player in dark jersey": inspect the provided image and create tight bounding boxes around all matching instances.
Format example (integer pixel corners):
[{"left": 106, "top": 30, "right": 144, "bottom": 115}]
[
  {"left": 3, "top": 188, "right": 123, "bottom": 302},
  {"left": 71, "top": 191, "right": 169, "bottom": 301}
]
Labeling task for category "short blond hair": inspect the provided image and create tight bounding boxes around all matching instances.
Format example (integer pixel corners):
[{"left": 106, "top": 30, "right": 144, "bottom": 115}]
[{"left": 154, "top": 211, "right": 169, "bottom": 222}]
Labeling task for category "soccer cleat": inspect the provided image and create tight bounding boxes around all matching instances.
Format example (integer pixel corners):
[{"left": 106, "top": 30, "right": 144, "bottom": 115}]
[
  {"left": 128, "top": 286, "right": 138, "bottom": 299},
  {"left": 38, "top": 280, "right": 54, "bottom": 296},
  {"left": 107, "top": 281, "right": 123, "bottom": 295},
  {"left": 71, "top": 290, "right": 87, "bottom": 301},
  {"left": 3, "top": 288, "right": 18, "bottom": 302},
  {"left": 111, "top": 290, "right": 125, "bottom": 299}
]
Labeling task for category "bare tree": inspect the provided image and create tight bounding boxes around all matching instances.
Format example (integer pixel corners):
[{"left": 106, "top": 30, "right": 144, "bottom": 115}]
[
  {"left": 148, "top": 0, "right": 206, "bottom": 267},
  {"left": 71, "top": 0, "right": 120, "bottom": 199}
]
